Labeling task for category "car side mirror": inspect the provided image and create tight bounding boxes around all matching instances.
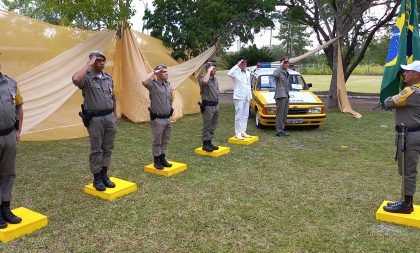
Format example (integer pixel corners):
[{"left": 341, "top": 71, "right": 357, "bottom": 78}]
[{"left": 307, "top": 83, "right": 313, "bottom": 88}]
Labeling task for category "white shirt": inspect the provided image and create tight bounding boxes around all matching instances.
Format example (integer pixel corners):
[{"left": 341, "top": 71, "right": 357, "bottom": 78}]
[{"left": 228, "top": 65, "right": 252, "bottom": 100}]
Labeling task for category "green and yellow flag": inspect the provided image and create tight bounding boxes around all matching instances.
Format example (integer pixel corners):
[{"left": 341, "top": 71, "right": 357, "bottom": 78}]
[{"left": 380, "top": 0, "right": 420, "bottom": 105}]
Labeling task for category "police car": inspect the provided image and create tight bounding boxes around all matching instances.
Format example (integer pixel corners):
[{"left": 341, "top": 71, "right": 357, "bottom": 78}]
[{"left": 250, "top": 62, "right": 326, "bottom": 128}]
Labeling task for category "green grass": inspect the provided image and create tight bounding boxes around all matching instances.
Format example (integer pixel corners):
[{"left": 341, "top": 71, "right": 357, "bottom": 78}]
[
  {"left": 306, "top": 75, "right": 382, "bottom": 94},
  {"left": 2, "top": 104, "right": 420, "bottom": 252},
  {"left": 299, "top": 64, "right": 384, "bottom": 76}
]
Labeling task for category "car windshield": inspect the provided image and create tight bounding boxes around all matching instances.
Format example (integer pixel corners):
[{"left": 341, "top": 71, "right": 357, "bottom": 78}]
[{"left": 256, "top": 74, "right": 307, "bottom": 91}]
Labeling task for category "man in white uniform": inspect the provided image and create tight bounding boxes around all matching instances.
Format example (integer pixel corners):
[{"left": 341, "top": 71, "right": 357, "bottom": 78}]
[{"left": 228, "top": 57, "right": 252, "bottom": 140}]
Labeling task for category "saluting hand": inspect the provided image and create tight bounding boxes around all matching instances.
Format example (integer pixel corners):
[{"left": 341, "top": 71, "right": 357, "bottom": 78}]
[
  {"left": 207, "top": 66, "right": 215, "bottom": 72},
  {"left": 237, "top": 59, "right": 244, "bottom": 66},
  {"left": 154, "top": 67, "right": 163, "bottom": 75},
  {"left": 87, "top": 56, "right": 97, "bottom": 66}
]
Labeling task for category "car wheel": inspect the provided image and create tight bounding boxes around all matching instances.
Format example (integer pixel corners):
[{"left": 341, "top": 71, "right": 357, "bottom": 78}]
[{"left": 255, "top": 110, "right": 263, "bottom": 128}]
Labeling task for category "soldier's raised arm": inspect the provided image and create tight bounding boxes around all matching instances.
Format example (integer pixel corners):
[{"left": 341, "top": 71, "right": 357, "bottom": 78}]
[
  {"left": 142, "top": 65, "right": 165, "bottom": 88},
  {"left": 72, "top": 56, "right": 96, "bottom": 87},
  {"left": 201, "top": 65, "right": 215, "bottom": 85}
]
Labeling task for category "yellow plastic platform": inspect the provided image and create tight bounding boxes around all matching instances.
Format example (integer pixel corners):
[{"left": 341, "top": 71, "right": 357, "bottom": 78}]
[
  {"left": 376, "top": 201, "right": 420, "bottom": 228},
  {"left": 194, "top": 146, "right": 230, "bottom": 157},
  {"left": 144, "top": 161, "right": 187, "bottom": 177},
  {"left": 84, "top": 177, "right": 138, "bottom": 201},
  {"left": 228, "top": 135, "right": 259, "bottom": 145},
  {"left": 0, "top": 207, "right": 48, "bottom": 243}
]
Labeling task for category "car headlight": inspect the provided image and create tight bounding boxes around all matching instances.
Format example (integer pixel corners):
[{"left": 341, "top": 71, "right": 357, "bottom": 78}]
[
  {"left": 266, "top": 107, "right": 277, "bottom": 114},
  {"left": 308, "top": 107, "right": 322, "bottom": 114}
]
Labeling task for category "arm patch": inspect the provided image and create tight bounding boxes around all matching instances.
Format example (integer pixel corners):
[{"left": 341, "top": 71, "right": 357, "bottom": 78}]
[{"left": 392, "top": 87, "right": 415, "bottom": 107}]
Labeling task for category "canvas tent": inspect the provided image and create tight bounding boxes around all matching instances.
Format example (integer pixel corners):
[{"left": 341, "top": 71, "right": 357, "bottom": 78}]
[{"left": 0, "top": 9, "right": 215, "bottom": 141}]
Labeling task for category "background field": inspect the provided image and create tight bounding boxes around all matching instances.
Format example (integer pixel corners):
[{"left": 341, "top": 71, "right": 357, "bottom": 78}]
[
  {"left": 218, "top": 72, "right": 382, "bottom": 95},
  {"left": 305, "top": 75, "right": 382, "bottom": 94},
  {"left": 1, "top": 105, "right": 419, "bottom": 252}
]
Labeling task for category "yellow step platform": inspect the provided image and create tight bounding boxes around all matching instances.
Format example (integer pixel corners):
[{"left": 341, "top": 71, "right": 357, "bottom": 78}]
[
  {"left": 84, "top": 177, "right": 138, "bottom": 201},
  {"left": 0, "top": 207, "right": 48, "bottom": 243},
  {"left": 376, "top": 200, "right": 420, "bottom": 228},
  {"left": 228, "top": 135, "right": 259, "bottom": 145},
  {"left": 194, "top": 146, "right": 230, "bottom": 157},
  {"left": 144, "top": 161, "right": 187, "bottom": 177}
]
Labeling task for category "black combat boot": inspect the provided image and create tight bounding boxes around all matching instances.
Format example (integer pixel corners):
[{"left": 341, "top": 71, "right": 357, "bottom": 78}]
[
  {"left": 0, "top": 215, "right": 7, "bottom": 229},
  {"left": 101, "top": 167, "right": 116, "bottom": 188},
  {"left": 93, "top": 172, "right": 106, "bottom": 191},
  {"left": 154, "top": 156, "right": 164, "bottom": 170},
  {"left": 1, "top": 202, "right": 22, "bottom": 224},
  {"left": 209, "top": 140, "right": 219, "bottom": 150},
  {"left": 202, "top": 140, "right": 214, "bottom": 152},
  {"left": 383, "top": 195, "right": 414, "bottom": 214},
  {"left": 160, "top": 154, "right": 172, "bottom": 167}
]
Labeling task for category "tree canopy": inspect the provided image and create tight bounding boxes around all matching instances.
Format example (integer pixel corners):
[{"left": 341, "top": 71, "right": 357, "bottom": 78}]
[
  {"left": 275, "top": 20, "right": 312, "bottom": 58},
  {"left": 143, "top": 0, "right": 277, "bottom": 60},
  {"left": 278, "top": 0, "right": 400, "bottom": 108},
  {"left": 3, "top": 0, "right": 134, "bottom": 30}
]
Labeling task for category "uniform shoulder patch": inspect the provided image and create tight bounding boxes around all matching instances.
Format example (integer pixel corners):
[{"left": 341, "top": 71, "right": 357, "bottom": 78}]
[{"left": 392, "top": 87, "right": 415, "bottom": 107}]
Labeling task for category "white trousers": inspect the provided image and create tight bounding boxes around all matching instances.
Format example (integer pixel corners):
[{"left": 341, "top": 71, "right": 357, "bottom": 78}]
[{"left": 234, "top": 99, "right": 250, "bottom": 135}]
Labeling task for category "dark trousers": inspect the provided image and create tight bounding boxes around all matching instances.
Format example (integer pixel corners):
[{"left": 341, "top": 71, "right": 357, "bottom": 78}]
[
  {"left": 0, "top": 130, "right": 16, "bottom": 202},
  {"left": 202, "top": 105, "right": 219, "bottom": 141},
  {"left": 87, "top": 114, "right": 116, "bottom": 174},
  {"left": 275, "top": 97, "right": 289, "bottom": 132}
]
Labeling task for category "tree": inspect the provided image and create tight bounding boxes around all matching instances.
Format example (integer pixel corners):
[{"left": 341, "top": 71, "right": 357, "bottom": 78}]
[
  {"left": 224, "top": 45, "right": 276, "bottom": 68},
  {"left": 275, "top": 20, "right": 312, "bottom": 57},
  {"left": 3, "top": 0, "right": 134, "bottom": 30},
  {"left": 278, "top": 0, "right": 400, "bottom": 108},
  {"left": 362, "top": 34, "right": 392, "bottom": 65},
  {"left": 143, "top": 0, "right": 277, "bottom": 60}
]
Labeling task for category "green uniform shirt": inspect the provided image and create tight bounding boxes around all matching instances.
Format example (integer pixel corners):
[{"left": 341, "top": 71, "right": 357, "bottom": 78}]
[
  {"left": 79, "top": 69, "right": 115, "bottom": 111},
  {"left": 0, "top": 74, "right": 23, "bottom": 130},
  {"left": 198, "top": 75, "right": 219, "bottom": 102},
  {"left": 146, "top": 79, "right": 173, "bottom": 115}
]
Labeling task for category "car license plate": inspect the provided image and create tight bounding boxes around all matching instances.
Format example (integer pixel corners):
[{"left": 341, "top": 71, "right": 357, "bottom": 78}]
[{"left": 287, "top": 118, "right": 304, "bottom": 124}]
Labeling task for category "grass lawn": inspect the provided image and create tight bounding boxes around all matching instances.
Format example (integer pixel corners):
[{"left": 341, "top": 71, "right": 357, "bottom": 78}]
[
  {"left": 2, "top": 104, "right": 420, "bottom": 252},
  {"left": 305, "top": 75, "right": 382, "bottom": 94},
  {"left": 218, "top": 71, "right": 383, "bottom": 95}
]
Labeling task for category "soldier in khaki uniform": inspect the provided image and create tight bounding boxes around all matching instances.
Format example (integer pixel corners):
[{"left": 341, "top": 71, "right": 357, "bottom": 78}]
[
  {"left": 0, "top": 71, "right": 24, "bottom": 228},
  {"left": 72, "top": 51, "right": 116, "bottom": 191},
  {"left": 142, "top": 65, "right": 173, "bottom": 170},
  {"left": 383, "top": 60, "right": 420, "bottom": 214},
  {"left": 198, "top": 62, "right": 220, "bottom": 152},
  {"left": 273, "top": 57, "right": 290, "bottom": 137}
]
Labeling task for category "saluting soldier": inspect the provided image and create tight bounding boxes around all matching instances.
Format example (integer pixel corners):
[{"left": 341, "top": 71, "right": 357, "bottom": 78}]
[
  {"left": 198, "top": 62, "right": 220, "bottom": 152},
  {"left": 142, "top": 65, "right": 174, "bottom": 170},
  {"left": 273, "top": 57, "right": 290, "bottom": 137},
  {"left": 72, "top": 51, "right": 116, "bottom": 191},
  {"left": 0, "top": 69, "right": 24, "bottom": 228},
  {"left": 383, "top": 60, "right": 420, "bottom": 214},
  {"left": 228, "top": 57, "right": 252, "bottom": 140}
]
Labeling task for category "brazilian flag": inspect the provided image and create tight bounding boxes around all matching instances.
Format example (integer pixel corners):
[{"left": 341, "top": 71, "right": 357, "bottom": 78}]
[{"left": 380, "top": 0, "right": 420, "bottom": 106}]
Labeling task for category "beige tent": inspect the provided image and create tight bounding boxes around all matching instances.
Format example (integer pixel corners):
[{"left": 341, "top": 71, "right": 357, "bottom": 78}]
[{"left": 0, "top": 10, "right": 215, "bottom": 141}]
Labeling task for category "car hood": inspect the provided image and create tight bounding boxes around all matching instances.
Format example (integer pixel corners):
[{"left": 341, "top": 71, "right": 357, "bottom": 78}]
[{"left": 255, "top": 91, "right": 323, "bottom": 105}]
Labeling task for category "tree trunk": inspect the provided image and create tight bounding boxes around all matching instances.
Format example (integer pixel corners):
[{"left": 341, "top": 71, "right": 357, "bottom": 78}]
[{"left": 328, "top": 43, "right": 338, "bottom": 109}]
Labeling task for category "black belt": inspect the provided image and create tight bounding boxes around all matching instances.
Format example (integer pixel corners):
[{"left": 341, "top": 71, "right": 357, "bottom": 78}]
[
  {"left": 148, "top": 108, "right": 173, "bottom": 120},
  {"left": 202, "top": 100, "right": 218, "bottom": 106},
  {"left": 395, "top": 125, "right": 420, "bottom": 133},
  {"left": 0, "top": 127, "right": 14, "bottom": 136},
  {"left": 155, "top": 113, "right": 172, "bottom": 119},
  {"left": 89, "top": 110, "right": 113, "bottom": 117}
]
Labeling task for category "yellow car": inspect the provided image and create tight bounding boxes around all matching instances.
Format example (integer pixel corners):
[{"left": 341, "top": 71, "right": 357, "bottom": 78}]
[{"left": 250, "top": 63, "right": 326, "bottom": 128}]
